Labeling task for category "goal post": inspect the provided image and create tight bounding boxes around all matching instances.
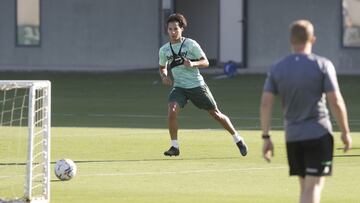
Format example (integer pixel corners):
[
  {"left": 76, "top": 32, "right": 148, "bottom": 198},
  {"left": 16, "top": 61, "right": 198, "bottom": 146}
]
[{"left": 0, "top": 80, "right": 51, "bottom": 203}]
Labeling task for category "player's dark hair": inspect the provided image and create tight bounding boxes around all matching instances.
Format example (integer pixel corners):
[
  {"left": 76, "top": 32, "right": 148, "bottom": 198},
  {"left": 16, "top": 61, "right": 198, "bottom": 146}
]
[{"left": 167, "top": 13, "right": 187, "bottom": 28}]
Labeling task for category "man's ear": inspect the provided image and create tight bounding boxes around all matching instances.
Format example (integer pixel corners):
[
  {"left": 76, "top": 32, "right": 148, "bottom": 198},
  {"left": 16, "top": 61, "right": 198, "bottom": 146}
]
[{"left": 311, "top": 35, "right": 316, "bottom": 44}]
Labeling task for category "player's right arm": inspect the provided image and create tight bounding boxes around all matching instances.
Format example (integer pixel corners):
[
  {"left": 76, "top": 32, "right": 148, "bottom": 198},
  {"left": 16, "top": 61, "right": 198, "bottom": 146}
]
[
  {"left": 327, "top": 90, "right": 352, "bottom": 152},
  {"left": 159, "top": 46, "right": 173, "bottom": 86},
  {"left": 159, "top": 65, "right": 172, "bottom": 86}
]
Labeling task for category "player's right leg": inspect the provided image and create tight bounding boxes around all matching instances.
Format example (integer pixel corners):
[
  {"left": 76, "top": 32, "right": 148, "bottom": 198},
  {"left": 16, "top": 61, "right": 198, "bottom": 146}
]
[
  {"left": 164, "top": 87, "right": 187, "bottom": 157},
  {"left": 164, "top": 101, "right": 181, "bottom": 156},
  {"left": 168, "top": 101, "right": 180, "bottom": 141},
  {"left": 300, "top": 176, "right": 325, "bottom": 203}
]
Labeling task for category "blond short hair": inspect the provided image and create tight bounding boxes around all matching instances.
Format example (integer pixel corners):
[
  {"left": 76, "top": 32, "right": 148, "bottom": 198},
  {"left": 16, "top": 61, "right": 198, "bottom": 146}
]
[{"left": 290, "top": 20, "right": 314, "bottom": 45}]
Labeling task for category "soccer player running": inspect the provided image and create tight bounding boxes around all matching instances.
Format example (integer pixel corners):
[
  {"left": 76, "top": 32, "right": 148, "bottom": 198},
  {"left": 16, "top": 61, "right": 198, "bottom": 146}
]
[
  {"left": 260, "top": 20, "right": 352, "bottom": 203},
  {"left": 159, "top": 13, "right": 248, "bottom": 157}
]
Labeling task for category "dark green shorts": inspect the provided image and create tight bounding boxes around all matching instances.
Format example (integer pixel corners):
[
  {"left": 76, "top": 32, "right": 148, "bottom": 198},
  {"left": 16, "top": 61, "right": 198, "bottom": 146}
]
[{"left": 168, "top": 85, "right": 217, "bottom": 110}]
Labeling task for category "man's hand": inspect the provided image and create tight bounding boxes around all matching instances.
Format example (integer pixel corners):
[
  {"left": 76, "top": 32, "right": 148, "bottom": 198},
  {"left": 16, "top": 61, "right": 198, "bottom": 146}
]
[
  {"left": 262, "top": 138, "right": 274, "bottom": 163},
  {"left": 341, "top": 132, "right": 352, "bottom": 152},
  {"left": 183, "top": 58, "right": 194, "bottom": 67},
  {"left": 161, "top": 75, "right": 173, "bottom": 86}
]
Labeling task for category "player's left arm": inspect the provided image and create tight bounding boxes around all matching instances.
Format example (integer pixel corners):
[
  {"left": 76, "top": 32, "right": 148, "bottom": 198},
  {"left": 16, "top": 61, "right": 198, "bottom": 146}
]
[
  {"left": 324, "top": 60, "right": 352, "bottom": 152},
  {"left": 183, "top": 40, "right": 209, "bottom": 68},
  {"left": 183, "top": 57, "right": 209, "bottom": 68},
  {"left": 327, "top": 90, "right": 352, "bottom": 152}
]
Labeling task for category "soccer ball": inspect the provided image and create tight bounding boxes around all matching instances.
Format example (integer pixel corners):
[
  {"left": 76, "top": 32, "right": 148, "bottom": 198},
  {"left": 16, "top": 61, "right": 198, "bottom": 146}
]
[{"left": 54, "top": 159, "right": 77, "bottom": 181}]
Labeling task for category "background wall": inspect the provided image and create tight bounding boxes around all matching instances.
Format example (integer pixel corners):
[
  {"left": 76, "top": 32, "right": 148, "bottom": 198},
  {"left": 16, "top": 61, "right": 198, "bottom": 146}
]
[
  {"left": 246, "top": 0, "right": 360, "bottom": 74},
  {"left": 0, "top": 0, "right": 160, "bottom": 71},
  {"left": 0, "top": 0, "right": 359, "bottom": 73},
  {"left": 174, "top": 0, "right": 219, "bottom": 64}
]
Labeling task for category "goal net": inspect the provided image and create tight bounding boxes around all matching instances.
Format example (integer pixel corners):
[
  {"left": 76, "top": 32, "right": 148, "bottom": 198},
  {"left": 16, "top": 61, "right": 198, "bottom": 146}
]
[{"left": 0, "top": 81, "right": 51, "bottom": 203}]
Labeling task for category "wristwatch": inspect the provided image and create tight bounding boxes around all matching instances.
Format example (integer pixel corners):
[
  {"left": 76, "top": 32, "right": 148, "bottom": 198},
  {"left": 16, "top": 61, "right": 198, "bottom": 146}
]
[{"left": 262, "top": 134, "right": 270, "bottom": 139}]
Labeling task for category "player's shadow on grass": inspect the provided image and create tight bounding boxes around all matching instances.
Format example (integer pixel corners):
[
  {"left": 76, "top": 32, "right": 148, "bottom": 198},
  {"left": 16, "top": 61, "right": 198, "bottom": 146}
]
[
  {"left": 336, "top": 147, "right": 360, "bottom": 150},
  {"left": 334, "top": 154, "right": 360, "bottom": 157},
  {"left": 334, "top": 147, "right": 360, "bottom": 157},
  {"left": 59, "top": 152, "right": 360, "bottom": 164},
  {"left": 2, "top": 151, "right": 360, "bottom": 167},
  {"left": 67, "top": 156, "right": 242, "bottom": 164},
  {"left": 51, "top": 179, "right": 66, "bottom": 182}
]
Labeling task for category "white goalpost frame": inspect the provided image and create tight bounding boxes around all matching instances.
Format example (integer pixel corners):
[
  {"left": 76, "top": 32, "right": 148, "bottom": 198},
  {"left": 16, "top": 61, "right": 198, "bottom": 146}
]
[{"left": 0, "top": 80, "right": 51, "bottom": 203}]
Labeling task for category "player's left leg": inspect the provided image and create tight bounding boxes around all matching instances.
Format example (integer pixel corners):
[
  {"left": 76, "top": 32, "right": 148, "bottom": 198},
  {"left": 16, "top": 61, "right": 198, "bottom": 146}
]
[
  {"left": 187, "top": 84, "right": 248, "bottom": 156},
  {"left": 208, "top": 108, "right": 248, "bottom": 156},
  {"left": 208, "top": 108, "right": 236, "bottom": 135}
]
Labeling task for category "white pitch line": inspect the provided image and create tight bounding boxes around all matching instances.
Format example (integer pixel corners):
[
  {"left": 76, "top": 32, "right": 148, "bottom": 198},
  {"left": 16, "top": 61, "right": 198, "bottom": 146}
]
[
  {"left": 0, "top": 174, "right": 25, "bottom": 179},
  {"left": 79, "top": 166, "right": 287, "bottom": 177}
]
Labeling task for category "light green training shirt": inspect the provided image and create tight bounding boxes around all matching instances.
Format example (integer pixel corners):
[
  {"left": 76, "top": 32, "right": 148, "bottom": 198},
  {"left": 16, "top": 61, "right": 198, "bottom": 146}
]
[{"left": 159, "top": 38, "right": 206, "bottom": 88}]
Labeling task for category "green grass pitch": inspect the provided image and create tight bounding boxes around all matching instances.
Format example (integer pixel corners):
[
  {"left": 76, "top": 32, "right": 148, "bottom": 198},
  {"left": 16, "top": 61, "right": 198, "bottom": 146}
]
[{"left": 1, "top": 71, "right": 359, "bottom": 202}]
